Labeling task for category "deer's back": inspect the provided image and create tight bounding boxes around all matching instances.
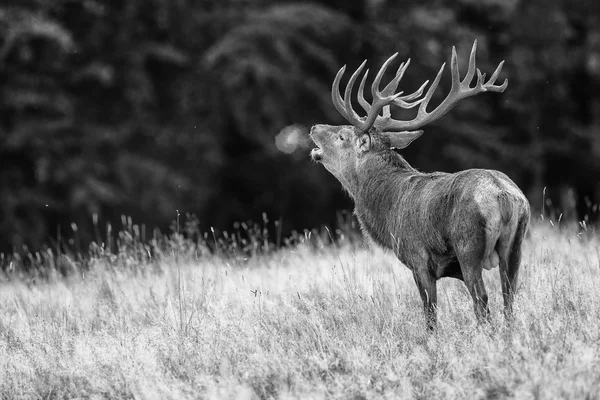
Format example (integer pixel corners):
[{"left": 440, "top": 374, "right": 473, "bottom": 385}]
[{"left": 355, "top": 168, "right": 529, "bottom": 260}]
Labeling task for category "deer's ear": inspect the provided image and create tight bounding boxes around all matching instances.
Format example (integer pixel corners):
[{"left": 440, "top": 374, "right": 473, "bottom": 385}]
[
  {"left": 356, "top": 133, "right": 371, "bottom": 153},
  {"left": 384, "top": 130, "right": 424, "bottom": 149}
]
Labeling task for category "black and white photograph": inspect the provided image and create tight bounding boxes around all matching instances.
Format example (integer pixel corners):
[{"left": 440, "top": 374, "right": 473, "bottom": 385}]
[{"left": 1, "top": 0, "right": 599, "bottom": 398}]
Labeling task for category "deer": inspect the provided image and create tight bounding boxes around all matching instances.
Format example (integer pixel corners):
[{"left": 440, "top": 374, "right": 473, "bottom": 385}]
[{"left": 310, "top": 40, "right": 530, "bottom": 330}]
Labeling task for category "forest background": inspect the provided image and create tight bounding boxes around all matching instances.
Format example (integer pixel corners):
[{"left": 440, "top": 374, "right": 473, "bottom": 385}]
[{"left": 1, "top": 0, "right": 600, "bottom": 252}]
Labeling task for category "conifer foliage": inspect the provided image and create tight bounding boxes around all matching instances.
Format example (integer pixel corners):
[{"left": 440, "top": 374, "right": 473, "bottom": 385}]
[{"left": 1, "top": 0, "right": 599, "bottom": 250}]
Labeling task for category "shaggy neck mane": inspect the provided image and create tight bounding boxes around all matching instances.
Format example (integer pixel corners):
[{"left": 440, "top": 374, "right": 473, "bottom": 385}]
[
  {"left": 351, "top": 148, "right": 427, "bottom": 249},
  {"left": 360, "top": 148, "right": 419, "bottom": 181},
  {"left": 378, "top": 149, "right": 418, "bottom": 173},
  {"left": 342, "top": 148, "right": 421, "bottom": 200}
]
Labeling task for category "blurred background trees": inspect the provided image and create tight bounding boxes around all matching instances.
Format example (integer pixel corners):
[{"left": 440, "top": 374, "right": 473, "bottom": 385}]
[{"left": 1, "top": 0, "right": 599, "bottom": 251}]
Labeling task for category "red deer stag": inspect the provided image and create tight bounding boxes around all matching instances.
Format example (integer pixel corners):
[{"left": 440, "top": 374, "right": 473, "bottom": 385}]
[{"left": 310, "top": 40, "right": 530, "bottom": 330}]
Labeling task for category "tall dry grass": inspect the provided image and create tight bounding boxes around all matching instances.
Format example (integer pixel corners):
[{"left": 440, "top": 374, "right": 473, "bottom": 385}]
[{"left": 0, "top": 223, "right": 599, "bottom": 399}]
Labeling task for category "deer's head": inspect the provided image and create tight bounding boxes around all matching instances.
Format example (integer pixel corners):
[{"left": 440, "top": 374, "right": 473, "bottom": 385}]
[{"left": 311, "top": 40, "right": 508, "bottom": 181}]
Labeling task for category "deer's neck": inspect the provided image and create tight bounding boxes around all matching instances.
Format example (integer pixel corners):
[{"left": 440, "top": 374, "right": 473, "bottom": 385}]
[
  {"left": 357, "top": 150, "right": 420, "bottom": 192},
  {"left": 352, "top": 151, "right": 427, "bottom": 250}
]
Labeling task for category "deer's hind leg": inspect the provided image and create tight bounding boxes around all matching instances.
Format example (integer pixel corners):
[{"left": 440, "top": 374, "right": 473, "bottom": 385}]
[
  {"left": 497, "top": 215, "right": 529, "bottom": 318},
  {"left": 455, "top": 222, "right": 492, "bottom": 323}
]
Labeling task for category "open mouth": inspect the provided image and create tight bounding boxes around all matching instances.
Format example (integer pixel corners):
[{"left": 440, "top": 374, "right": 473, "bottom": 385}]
[{"left": 310, "top": 147, "right": 323, "bottom": 161}]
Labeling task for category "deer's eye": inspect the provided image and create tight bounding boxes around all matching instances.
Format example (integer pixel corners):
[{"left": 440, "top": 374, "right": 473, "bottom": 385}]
[{"left": 338, "top": 135, "right": 345, "bottom": 141}]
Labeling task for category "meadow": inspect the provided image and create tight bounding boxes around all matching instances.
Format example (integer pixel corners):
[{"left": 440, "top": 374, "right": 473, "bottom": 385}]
[{"left": 0, "top": 221, "right": 599, "bottom": 399}]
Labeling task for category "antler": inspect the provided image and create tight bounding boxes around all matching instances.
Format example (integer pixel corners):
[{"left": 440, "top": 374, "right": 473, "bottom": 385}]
[
  {"left": 332, "top": 54, "right": 428, "bottom": 132},
  {"left": 331, "top": 40, "right": 508, "bottom": 133}
]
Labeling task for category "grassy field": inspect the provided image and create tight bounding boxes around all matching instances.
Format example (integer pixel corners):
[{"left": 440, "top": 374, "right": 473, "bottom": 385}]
[{"left": 1, "top": 223, "right": 599, "bottom": 399}]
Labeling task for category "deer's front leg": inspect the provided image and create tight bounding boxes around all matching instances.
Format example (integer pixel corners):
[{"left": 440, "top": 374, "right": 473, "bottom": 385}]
[{"left": 411, "top": 266, "right": 438, "bottom": 332}]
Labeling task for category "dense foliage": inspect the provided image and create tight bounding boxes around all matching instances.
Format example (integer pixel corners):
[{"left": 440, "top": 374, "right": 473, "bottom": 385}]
[{"left": 1, "top": 0, "right": 599, "bottom": 251}]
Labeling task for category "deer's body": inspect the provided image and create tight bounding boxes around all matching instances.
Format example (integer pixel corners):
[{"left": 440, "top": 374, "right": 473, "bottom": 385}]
[
  {"left": 355, "top": 149, "right": 529, "bottom": 324},
  {"left": 353, "top": 151, "right": 528, "bottom": 272},
  {"left": 310, "top": 41, "right": 530, "bottom": 328}
]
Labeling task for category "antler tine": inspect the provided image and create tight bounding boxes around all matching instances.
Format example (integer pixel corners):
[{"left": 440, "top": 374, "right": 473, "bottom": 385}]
[
  {"left": 380, "top": 59, "right": 407, "bottom": 97},
  {"left": 416, "top": 62, "right": 446, "bottom": 115},
  {"left": 450, "top": 46, "right": 461, "bottom": 93},
  {"left": 378, "top": 62, "right": 408, "bottom": 120},
  {"left": 392, "top": 79, "right": 429, "bottom": 108},
  {"left": 476, "top": 69, "right": 487, "bottom": 89},
  {"left": 485, "top": 61, "right": 508, "bottom": 91},
  {"left": 343, "top": 60, "right": 368, "bottom": 124},
  {"left": 332, "top": 65, "right": 351, "bottom": 120},
  {"left": 398, "top": 79, "right": 428, "bottom": 101},
  {"left": 379, "top": 60, "right": 408, "bottom": 119},
  {"left": 371, "top": 53, "right": 399, "bottom": 98},
  {"left": 462, "top": 39, "right": 478, "bottom": 87},
  {"left": 357, "top": 69, "right": 371, "bottom": 114}
]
